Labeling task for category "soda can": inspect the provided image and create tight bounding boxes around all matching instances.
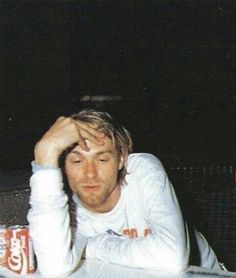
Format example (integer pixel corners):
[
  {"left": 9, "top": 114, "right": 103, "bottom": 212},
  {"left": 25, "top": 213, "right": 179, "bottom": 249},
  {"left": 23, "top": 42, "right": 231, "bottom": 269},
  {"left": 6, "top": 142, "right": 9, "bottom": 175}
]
[{"left": 0, "top": 225, "right": 35, "bottom": 275}]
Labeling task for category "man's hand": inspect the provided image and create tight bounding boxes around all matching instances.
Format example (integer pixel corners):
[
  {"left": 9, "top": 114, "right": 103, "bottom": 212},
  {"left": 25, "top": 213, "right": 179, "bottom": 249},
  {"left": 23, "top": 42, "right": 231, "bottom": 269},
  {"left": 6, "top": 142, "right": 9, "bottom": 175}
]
[{"left": 34, "top": 117, "right": 104, "bottom": 167}]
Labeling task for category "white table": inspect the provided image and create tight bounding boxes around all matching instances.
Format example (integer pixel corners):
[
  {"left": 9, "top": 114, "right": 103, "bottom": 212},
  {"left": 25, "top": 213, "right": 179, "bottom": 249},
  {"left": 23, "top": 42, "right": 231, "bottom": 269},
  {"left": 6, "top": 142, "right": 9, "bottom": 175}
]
[{"left": 1, "top": 261, "right": 236, "bottom": 278}]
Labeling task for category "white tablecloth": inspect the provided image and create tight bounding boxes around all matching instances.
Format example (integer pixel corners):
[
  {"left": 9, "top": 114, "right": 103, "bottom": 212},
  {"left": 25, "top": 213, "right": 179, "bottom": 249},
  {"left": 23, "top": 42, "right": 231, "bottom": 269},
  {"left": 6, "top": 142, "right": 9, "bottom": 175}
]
[{"left": 1, "top": 261, "right": 236, "bottom": 278}]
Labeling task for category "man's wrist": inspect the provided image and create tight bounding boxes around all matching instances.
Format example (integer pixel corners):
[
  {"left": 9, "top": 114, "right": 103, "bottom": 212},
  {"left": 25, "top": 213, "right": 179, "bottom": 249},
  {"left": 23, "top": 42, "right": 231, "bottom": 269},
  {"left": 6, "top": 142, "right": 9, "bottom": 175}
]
[{"left": 34, "top": 141, "right": 60, "bottom": 167}]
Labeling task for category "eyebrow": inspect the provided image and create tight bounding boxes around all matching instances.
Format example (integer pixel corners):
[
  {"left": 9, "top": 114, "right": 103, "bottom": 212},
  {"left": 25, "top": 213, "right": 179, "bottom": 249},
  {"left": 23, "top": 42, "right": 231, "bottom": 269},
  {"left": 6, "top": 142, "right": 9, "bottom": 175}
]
[{"left": 69, "top": 150, "right": 114, "bottom": 156}]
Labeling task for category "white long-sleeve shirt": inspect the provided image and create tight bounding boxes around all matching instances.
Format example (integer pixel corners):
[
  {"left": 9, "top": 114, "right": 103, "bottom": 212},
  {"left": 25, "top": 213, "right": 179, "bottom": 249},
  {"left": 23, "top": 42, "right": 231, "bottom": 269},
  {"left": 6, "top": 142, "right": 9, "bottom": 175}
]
[{"left": 28, "top": 153, "right": 220, "bottom": 277}]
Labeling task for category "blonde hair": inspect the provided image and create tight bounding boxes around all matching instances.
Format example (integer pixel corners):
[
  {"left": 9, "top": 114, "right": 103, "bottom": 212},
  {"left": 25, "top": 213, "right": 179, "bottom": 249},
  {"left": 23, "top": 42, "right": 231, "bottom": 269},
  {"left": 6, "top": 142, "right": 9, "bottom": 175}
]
[{"left": 71, "top": 109, "right": 133, "bottom": 184}]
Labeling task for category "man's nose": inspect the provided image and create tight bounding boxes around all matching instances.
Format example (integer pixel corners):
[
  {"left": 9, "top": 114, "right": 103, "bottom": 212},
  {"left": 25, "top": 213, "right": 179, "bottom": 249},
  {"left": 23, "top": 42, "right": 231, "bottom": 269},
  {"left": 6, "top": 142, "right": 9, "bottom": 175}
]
[{"left": 85, "top": 162, "right": 97, "bottom": 179}]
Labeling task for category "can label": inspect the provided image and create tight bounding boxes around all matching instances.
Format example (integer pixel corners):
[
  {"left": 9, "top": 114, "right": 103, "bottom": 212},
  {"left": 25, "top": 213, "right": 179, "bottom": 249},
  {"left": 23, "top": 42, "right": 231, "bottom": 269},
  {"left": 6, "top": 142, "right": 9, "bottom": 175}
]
[{"left": 0, "top": 225, "right": 35, "bottom": 275}]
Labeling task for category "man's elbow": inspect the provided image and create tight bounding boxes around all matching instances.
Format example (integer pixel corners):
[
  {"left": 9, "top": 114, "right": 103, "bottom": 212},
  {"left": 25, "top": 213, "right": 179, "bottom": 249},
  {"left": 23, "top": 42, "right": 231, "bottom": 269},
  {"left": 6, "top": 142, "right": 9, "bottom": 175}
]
[
  {"left": 36, "top": 257, "right": 76, "bottom": 278},
  {"left": 167, "top": 250, "right": 189, "bottom": 273},
  {"left": 168, "top": 260, "right": 189, "bottom": 273}
]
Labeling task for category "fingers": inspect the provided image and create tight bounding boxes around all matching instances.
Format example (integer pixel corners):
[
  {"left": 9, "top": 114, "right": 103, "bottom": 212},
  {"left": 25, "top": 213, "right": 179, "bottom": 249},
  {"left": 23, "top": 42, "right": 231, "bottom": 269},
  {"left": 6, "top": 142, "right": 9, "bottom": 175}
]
[
  {"left": 77, "top": 135, "right": 89, "bottom": 152},
  {"left": 75, "top": 120, "right": 105, "bottom": 138},
  {"left": 72, "top": 119, "right": 105, "bottom": 151},
  {"left": 80, "top": 128, "right": 105, "bottom": 145},
  {"left": 50, "top": 116, "right": 105, "bottom": 152}
]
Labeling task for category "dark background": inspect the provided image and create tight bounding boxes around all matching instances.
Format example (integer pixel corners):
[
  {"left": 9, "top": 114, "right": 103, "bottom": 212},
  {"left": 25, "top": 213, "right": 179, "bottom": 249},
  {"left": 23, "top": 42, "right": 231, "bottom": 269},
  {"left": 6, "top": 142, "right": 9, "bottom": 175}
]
[
  {"left": 1, "top": 0, "right": 235, "bottom": 171},
  {"left": 0, "top": 0, "right": 236, "bottom": 270}
]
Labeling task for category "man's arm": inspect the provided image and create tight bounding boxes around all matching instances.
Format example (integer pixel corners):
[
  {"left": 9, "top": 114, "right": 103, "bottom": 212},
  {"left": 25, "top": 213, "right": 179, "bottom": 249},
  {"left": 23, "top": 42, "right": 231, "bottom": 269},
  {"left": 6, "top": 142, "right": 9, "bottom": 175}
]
[
  {"left": 28, "top": 116, "right": 104, "bottom": 277},
  {"left": 34, "top": 116, "right": 105, "bottom": 167},
  {"left": 28, "top": 167, "right": 87, "bottom": 277},
  {"left": 85, "top": 154, "right": 189, "bottom": 273}
]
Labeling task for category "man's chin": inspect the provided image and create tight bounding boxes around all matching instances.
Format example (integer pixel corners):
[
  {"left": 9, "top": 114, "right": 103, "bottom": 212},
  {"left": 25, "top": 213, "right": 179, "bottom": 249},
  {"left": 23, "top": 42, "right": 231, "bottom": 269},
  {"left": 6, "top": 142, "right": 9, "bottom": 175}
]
[{"left": 80, "top": 196, "right": 103, "bottom": 211}]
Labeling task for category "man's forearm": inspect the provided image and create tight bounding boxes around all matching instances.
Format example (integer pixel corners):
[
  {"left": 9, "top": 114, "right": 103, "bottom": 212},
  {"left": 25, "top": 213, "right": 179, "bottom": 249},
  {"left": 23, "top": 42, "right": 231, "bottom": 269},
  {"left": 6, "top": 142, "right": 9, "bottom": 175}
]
[
  {"left": 86, "top": 225, "right": 189, "bottom": 273},
  {"left": 28, "top": 168, "right": 87, "bottom": 276}
]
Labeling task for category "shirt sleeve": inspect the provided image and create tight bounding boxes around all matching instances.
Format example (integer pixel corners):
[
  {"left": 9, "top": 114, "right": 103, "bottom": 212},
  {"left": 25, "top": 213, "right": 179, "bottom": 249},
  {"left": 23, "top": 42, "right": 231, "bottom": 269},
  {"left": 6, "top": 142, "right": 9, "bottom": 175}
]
[
  {"left": 85, "top": 154, "right": 190, "bottom": 273},
  {"left": 27, "top": 168, "right": 87, "bottom": 277}
]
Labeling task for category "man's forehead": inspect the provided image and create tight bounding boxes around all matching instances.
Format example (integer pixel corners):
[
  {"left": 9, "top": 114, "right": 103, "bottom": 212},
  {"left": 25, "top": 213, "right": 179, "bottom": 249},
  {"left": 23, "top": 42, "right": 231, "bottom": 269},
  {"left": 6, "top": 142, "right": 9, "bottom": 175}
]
[{"left": 70, "top": 137, "right": 116, "bottom": 155}]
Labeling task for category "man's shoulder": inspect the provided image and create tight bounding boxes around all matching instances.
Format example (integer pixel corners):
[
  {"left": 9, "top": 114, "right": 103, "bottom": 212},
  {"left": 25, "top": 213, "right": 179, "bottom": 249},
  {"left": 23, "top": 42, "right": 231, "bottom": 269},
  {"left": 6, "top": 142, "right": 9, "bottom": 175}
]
[
  {"left": 127, "top": 153, "right": 164, "bottom": 172},
  {"left": 125, "top": 153, "right": 167, "bottom": 196}
]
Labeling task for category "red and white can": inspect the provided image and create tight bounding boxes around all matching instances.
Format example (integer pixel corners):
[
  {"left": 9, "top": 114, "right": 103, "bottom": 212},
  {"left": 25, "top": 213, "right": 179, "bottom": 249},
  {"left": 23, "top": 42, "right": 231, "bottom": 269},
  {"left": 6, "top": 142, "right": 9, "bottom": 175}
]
[{"left": 0, "top": 225, "right": 35, "bottom": 275}]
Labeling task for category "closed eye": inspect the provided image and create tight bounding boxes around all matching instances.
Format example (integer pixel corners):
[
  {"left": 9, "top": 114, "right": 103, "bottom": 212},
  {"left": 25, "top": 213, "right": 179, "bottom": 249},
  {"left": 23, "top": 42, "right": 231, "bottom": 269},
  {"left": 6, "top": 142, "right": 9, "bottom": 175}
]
[
  {"left": 99, "top": 159, "right": 108, "bottom": 162},
  {"left": 72, "top": 160, "right": 81, "bottom": 163}
]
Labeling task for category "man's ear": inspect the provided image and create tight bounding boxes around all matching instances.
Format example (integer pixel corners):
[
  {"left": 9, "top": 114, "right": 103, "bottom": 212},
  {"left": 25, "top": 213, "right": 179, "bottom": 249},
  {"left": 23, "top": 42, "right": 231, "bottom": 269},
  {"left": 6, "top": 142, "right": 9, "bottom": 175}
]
[{"left": 118, "top": 148, "right": 127, "bottom": 170}]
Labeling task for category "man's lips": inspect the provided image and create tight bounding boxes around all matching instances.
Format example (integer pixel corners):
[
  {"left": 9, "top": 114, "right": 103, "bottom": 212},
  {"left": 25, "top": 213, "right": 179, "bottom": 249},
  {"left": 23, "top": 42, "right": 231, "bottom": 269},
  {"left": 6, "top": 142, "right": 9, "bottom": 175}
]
[{"left": 83, "top": 185, "right": 101, "bottom": 192}]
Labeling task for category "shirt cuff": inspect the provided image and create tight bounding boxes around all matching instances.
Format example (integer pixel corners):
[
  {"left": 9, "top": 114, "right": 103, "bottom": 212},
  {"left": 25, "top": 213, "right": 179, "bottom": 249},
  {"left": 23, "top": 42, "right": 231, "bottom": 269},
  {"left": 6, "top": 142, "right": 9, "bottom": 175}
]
[
  {"left": 30, "top": 162, "right": 64, "bottom": 198},
  {"left": 31, "top": 160, "right": 59, "bottom": 173}
]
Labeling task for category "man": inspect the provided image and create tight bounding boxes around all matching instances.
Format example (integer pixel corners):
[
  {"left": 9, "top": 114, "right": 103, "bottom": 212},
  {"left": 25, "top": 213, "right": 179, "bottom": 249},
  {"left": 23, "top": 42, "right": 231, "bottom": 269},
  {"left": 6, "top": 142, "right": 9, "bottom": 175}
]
[{"left": 28, "top": 109, "right": 222, "bottom": 277}]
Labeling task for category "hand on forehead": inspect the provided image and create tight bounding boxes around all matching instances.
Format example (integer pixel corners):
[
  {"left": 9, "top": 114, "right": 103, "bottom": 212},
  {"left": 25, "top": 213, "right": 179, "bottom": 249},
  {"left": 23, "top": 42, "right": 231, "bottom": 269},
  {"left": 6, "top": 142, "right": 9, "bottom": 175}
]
[{"left": 70, "top": 136, "right": 116, "bottom": 155}]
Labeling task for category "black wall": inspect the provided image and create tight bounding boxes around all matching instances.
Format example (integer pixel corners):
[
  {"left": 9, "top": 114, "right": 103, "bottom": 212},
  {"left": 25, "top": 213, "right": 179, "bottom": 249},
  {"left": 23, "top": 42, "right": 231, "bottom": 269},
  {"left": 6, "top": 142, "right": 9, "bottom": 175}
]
[{"left": 1, "top": 1, "right": 235, "bottom": 170}]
